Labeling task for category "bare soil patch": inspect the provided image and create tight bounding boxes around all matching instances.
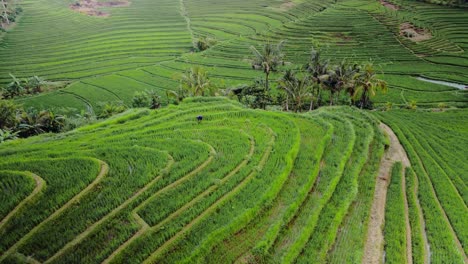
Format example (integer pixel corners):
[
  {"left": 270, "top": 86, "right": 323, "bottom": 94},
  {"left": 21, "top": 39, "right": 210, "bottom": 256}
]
[
  {"left": 1, "top": 21, "right": 17, "bottom": 31},
  {"left": 333, "top": 33, "right": 353, "bottom": 45},
  {"left": 363, "top": 123, "right": 410, "bottom": 264},
  {"left": 400, "top": 22, "right": 432, "bottom": 42},
  {"left": 70, "top": 0, "right": 131, "bottom": 17},
  {"left": 279, "top": 1, "right": 296, "bottom": 11},
  {"left": 380, "top": 0, "right": 400, "bottom": 10}
]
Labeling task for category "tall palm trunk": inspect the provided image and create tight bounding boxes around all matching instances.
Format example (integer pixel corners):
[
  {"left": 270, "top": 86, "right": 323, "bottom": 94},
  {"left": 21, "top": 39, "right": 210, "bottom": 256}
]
[
  {"left": 263, "top": 71, "right": 270, "bottom": 109},
  {"left": 265, "top": 71, "right": 270, "bottom": 92},
  {"left": 360, "top": 88, "right": 368, "bottom": 109}
]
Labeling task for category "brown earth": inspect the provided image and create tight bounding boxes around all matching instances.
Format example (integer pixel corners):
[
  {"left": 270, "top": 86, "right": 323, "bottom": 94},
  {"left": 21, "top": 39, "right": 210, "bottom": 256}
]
[
  {"left": 70, "top": 0, "right": 131, "bottom": 17},
  {"left": 380, "top": 0, "right": 400, "bottom": 10},
  {"left": 400, "top": 22, "right": 432, "bottom": 42},
  {"left": 363, "top": 123, "right": 411, "bottom": 264},
  {"left": 279, "top": 1, "right": 296, "bottom": 11}
]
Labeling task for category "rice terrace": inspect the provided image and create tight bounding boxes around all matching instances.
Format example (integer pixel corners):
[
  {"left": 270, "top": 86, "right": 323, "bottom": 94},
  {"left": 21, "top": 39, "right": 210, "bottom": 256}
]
[{"left": 0, "top": 0, "right": 467, "bottom": 263}]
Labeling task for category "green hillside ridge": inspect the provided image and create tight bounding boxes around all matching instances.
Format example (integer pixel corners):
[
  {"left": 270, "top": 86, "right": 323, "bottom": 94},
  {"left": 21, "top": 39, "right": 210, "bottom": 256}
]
[{"left": 1, "top": 0, "right": 467, "bottom": 263}]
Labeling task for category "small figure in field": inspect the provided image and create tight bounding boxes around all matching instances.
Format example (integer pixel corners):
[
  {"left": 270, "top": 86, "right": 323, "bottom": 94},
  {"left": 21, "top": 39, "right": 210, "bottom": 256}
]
[{"left": 197, "top": 115, "right": 203, "bottom": 123}]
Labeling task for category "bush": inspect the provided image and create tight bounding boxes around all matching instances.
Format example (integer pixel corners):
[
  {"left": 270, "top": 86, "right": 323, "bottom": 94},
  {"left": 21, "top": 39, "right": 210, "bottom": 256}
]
[
  {"left": 132, "top": 90, "right": 161, "bottom": 109},
  {"left": 195, "top": 36, "right": 217, "bottom": 52},
  {"left": 97, "top": 101, "right": 127, "bottom": 119},
  {"left": 0, "top": 100, "right": 20, "bottom": 129},
  {"left": 132, "top": 91, "right": 151, "bottom": 108}
]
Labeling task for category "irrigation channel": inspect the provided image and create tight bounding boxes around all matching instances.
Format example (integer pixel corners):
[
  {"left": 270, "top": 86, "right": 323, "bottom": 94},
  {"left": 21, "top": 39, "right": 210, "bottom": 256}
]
[{"left": 417, "top": 77, "right": 467, "bottom": 90}]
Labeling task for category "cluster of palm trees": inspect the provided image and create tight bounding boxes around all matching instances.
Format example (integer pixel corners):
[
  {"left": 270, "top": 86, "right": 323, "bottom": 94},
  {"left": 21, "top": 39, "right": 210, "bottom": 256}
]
[
  {"left": 0, "top": 100, "right": 66, "bottom": 142},
  {"left": 167, "top": 66, "right": 217, "bottom": 103},
  {"left": 147, "top": 40, "right": 387, "bottom": 112},
  {"left": 1, "top": 74, "right": 45, "bottom": 99},
  {"left": 248, "top": 42, "right": 388, "bottom": 111}
]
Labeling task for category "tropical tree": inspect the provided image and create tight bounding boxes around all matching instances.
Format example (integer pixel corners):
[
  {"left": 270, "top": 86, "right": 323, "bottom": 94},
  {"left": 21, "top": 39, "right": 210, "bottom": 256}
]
[
  {"left": 325, "top": 60, "right": 360, "bottom": 106},
  {"left": 179, "top": 66, "right": 214, "bottom": 97},
  {"left": 146, "top": 90, "right": 161, "bottom": 109},
  {"left": 237, "top": 79, "right": 272, "bottom": 109},
  {"left": 166, "top": 89, "right": 185, "bottom": 104},
  {"left": 2, "top": 73, "right": 25, "bottom": 98},
  {"left": 132, "top": 91, "right": 151, "bottom": 108},
  {"left": 304, "top": 48, "right": 329, "bottom": 110},
  {"left": 132, "top": 90, "right": 160, "bottom": 109},
  {"left": 0, "top": 99, "right": 20, "bottom": 129},
  {"left": 353, "top": 63, "right": 387, "bottom": 109},
  {"left": 97, "top": 101, "right": 127, "bottom": 119},
  {"left": 195, "top": 36, "right": 217, "bottom": 52},
  {"left": 36, "top": 110, "right": 66, "bottom": 133},
  {"left": 277, "top": 70, "right": 311, "bottom": 112},
  {"left": 17, "top": 109, "right": 66, "bottom": 137},
  {"left": 25, "top": 76, "right": 45, "bottom": 94},
  {"left": 0, "top": 128, "right": 18, "bottom": 143},
  {"left": 250, "top": 40, "right": 285, "bottom": 97}
]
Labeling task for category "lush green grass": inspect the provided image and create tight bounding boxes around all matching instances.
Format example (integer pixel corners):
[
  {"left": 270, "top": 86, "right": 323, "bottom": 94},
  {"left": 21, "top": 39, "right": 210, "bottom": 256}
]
[
  {"left": 405, "top": 167, "right": 426, "bottom": 264},
  {"left": 0, "top": 98, "right": 391, "bottom": 263},
  {"left": 1, "top": 0, "right": 467, "bottom": 262},
  {"left": 377, "top": 109, "right": 467, "bottom": 263},
  {"left": 3, "top": 0, "right": 466, "bottom": 112},
  {"left": 384, "top": 162, "right": 408, "bottom": 264},
  {"left": 0, "top": 171, "right": 36, "bottom": 220}
]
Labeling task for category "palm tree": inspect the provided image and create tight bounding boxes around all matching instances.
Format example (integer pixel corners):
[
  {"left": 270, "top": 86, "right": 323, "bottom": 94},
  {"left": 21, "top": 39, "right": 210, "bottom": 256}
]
[
  {"left": 2, "top": 73, "right": 25, "bottom": 98},
  {"left": 17, "top": 109, "right": 66, "bottom": 136},
  {"left": 305, "top": 48, "right": 329, "bottom": 110},
  {"left": 353, "top": 63, "right": 387, "bottom": 109},
  {"left": 146, "top": 90, "right": 161, "bottom": 109},
  {"left": 278, "top": 70, "right": 311, "bottom": 112},
  {"left": 250, "top": 40, "right": 285, "bottom": 96},
  {"left": 179, "top": 66, "right": 213, "bottom": 97},
  {"left": 326, "top": 60, "right": 360, "bottom": 106},
  {"left": 0, "top": 128, "right": 18, "bottom": 143},
  {"left": 25, "top": 76, "right": 45, "bottom": 94},
  {"left": 0, "top": 99, "right": 20, "bottom": 129}
]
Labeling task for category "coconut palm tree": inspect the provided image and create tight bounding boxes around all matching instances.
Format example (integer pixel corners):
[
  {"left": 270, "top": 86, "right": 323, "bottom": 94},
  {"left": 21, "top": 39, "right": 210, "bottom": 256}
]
[
  {"left": 353, "top": 63, "right": 387, "bottom": 109},
  {"left": 278, "top": 70, "right": 311, "bottom": 112},
  {"left": 2, "top": 73, "right": 25, "bottom": 98},
  {"left": 326, "top": 60, "right": 360, "bottom": 106},
  {"left": 0, "top": 99, "right": 20, "bottom": 129},
  {"left": 25, "top": 76, "right": 45, "bottom": 94},
  {"left": 305, "top": 48, "right": 329, "bottom": 110},
  {"left": 250, "top": 40, "right": 285, "bottom": 96},
  {"left": 179, "top": 66, "right": 213, "bottom": 97}
]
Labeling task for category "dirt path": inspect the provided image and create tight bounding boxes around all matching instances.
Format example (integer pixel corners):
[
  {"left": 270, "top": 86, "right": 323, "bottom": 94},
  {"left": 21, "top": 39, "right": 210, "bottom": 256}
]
[
  {"left": 0, "top": 160, "right": 108, "bottom": 263},
  {"left": 363, "top": 123, "right": 410, "bottom": 264},
  {"left": 0, "top": 173, "right": 45, "bottom": 230}
]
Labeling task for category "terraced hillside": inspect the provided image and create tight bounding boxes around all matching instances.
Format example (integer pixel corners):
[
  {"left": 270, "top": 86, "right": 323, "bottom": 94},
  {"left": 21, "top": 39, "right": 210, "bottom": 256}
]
[
  {"left": 1, "top": 0, "right": 467, "bottom": 263},
  {"left": 1, "top": 0, "right": 466, "bottom": 111},
  {"left": 0, "top": 98, "right": 392, "bottom": 263},
  {"left": 377, "top": 109, "right": 468, "bottom": 264}
]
